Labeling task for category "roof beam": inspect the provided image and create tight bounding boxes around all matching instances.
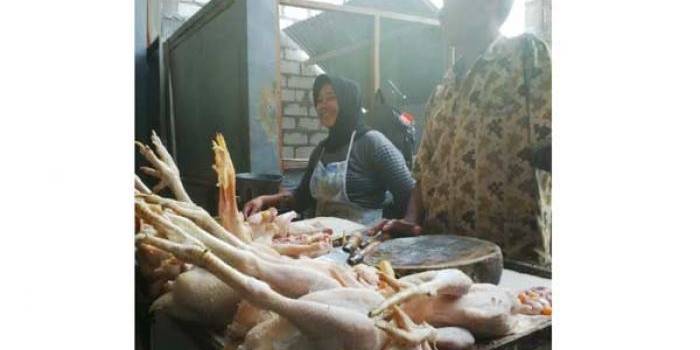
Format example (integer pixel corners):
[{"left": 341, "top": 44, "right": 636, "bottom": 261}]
[
  {"left": 278, "top": 0, "right": 440, "bottom": 26},
  {"left": 301, "top": 24, "right": 411, "bottom": 66},
  {"left": 304, "top": 39, "right": 369, "bottom": 66}
]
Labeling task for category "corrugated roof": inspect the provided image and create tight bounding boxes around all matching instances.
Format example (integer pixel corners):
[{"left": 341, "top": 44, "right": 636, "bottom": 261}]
[
  {"left": 283, "top": 0, "right": 445, "bottom": 105},
  {"left": 284, "top": 0, "right": 438, "bottom": 60}
]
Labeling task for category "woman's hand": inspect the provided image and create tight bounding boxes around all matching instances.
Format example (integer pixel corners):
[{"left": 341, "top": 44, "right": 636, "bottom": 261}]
[
  {"left": 243, "top": 192, "right": 294, "bottom": 219},
  {"left": 243, "top": 196, "right": 265, "bottom": 218}
]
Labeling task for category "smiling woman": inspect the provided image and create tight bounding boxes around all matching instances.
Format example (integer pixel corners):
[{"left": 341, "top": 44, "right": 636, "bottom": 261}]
[
  {"left": 315, "top": 83, "right": 339, "bottom": 128},
  {"left": 243, "top": 74, "right": 417, "bottom": 225}
]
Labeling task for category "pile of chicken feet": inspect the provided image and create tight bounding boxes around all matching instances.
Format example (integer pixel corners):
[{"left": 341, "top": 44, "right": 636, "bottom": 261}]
[{"left": 134, "top": 131, "right": 551, "bottom": 350}]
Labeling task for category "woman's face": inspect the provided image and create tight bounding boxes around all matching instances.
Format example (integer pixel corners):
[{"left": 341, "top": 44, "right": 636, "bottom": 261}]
[{"left": 316, "top": 83, "right": 339, "bottom": 128}]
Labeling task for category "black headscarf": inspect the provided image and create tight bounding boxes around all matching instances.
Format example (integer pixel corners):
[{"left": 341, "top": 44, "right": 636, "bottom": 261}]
[{"left": 312, "top": 74, "right": 371, "bottom": 153}]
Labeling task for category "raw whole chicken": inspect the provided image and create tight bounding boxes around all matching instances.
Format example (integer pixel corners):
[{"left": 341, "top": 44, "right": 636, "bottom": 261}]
[
  {"left": 135, "top": 240, "right": 187, "bottom": 297},
  {"left": 150, "top": 267, "right": 241, "bottom": 327},
  {"left": 134, "top": 131, "right": 548, "bottom": 349},
  {"left": 399, "top": 283, "right": 520, "bottom": 339},
  {"left": 226, "top": 300, "right": 275, "bottom": 339},
  {"left": 135, "top": 193, "right": 536, "bottom": 348},
  {"left": 248, "top": 208, "right": 333, "bottom": 258},
  {"left": 134, "top": 221, "right": 456, "bottom": 350}
]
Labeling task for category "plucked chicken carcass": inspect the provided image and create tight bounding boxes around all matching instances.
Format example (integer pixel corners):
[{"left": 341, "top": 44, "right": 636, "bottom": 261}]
[
  {"left": 135, "top": 193, "right": 491, "bottom": 349},
  {"left": 213, "top": 132, "right": 332, "bottom": 258},
  {"left": 135, "top": 238, "right": 187, "bottom": 297},
  {"left": 365, "top": 271, "right": 518, "bottom": 340},
  {"left": 248, "top": 208, "right": 333, "bottom": 258},
  {"left": 136, "top": 193, "right": 391, "bottom": 340},
  {"left": 134, "top": 132, "right": 376, "bottom": 328},
  {"left": 134, "top": 217, "right": 467, "bottom": 350},
  {"left": 149, "top": 267, "right": 241, "bottom": 327},
  {"left": 369, "top": 269, "right": 529, "bottom": 340},
  {"left": 134, "top": 131, "right": 549, "bottom": 348},
  {"left": 136, "top": 197, "right": 362, "bottom": 297},
  {"left": 134, "top": 133, "right": 291, "bottom": 331},
  {"left": 135, "top": 202, "right": 243, "bottom": 326},
  {"left": 135, "top": 132, "right": 196, "bottom": 298},
  {"left": 136, "top": 193, "right": 540, "bottom": 348},
  {"left": 397, "top": 283, "right": 520, "bottom": 339}
]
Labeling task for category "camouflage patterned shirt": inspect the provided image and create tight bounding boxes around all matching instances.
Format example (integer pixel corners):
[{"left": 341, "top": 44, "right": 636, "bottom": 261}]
[{"left": 413, "top": 34, "right": 552, "bottom": 266}]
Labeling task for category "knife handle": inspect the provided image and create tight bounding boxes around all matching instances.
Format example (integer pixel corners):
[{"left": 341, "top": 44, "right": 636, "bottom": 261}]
[
  {"left": 347, "top": 241, "right": 381, "bottom": 265},
  {"left": 342, "top": 233, "right": 363, "bottom": 253}
]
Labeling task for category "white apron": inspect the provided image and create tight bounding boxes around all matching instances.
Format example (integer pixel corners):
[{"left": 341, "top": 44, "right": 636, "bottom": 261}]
[{"left": 309, "top": 131, "right": 382, "bottom": 225}]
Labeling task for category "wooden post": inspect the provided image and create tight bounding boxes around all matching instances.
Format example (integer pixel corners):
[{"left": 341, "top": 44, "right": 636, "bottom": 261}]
[
  {"left": 371, "top": 15, "right": 381, "bottom": 107},
  {"left": 274, "top": 1, "right": 283, "bottom": 171}
]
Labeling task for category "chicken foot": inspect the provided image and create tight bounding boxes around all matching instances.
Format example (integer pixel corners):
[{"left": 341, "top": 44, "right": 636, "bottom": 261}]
[
  {"left": 136, "top": 233, "right": 433, "bottom": 350},
  {"left": 375, "top": 306, "right": 437, "bottom": 350},
  {"left": 136, "top": 131, "right": 192, "bottom": 203},
  {"left": 135, "top": 174, "right": 152, "bottom": 194},
  {"left": 136, "top": 201, "right": 343, "bottom": 297},
  {"left": 139, "top": 193, "right": 366, "bottom": 289},
  {"left": 138, "top": 193, "right": 263, "bottom": 252},
  {"left": 370, "top": 270, "right": 472, "bottom": 318}
]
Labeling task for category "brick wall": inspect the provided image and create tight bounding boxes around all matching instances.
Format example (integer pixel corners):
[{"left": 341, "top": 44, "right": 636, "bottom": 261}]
[{"left": 279, "top": 6, "right": 328, "bottom": 161}]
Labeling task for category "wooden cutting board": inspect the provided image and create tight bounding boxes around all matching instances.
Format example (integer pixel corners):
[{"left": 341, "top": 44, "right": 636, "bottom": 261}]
[{"left": 364, "top": 235, "right": 504, "bottom": 284}]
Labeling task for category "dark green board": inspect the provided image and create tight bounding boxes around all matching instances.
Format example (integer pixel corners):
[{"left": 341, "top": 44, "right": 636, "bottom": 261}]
[{"left": 164, "top": 0, "right": 281, "bottom": 213}]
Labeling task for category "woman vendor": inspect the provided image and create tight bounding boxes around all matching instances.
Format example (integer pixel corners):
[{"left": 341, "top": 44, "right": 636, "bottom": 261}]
[{"left": 243, "top": 74, "right": 414, "bottom": 225}]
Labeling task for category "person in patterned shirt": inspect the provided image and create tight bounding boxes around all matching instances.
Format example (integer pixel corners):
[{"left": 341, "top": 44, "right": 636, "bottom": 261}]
[{"left": 373, "top": 0, "right": 552, "bottom": 267}]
